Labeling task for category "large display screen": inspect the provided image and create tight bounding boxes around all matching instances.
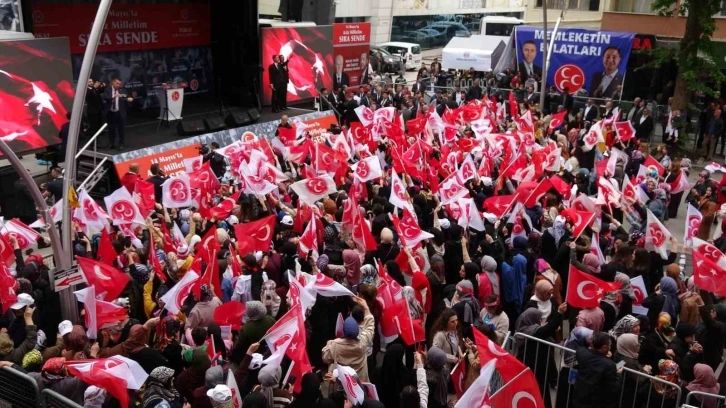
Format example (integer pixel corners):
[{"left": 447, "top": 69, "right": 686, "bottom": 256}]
[
  {"left": 0, "top": 37, "right": 74, "bottom": 156},
  {"left": 261, "top": 26, "right": 334, "bottom": 106}
]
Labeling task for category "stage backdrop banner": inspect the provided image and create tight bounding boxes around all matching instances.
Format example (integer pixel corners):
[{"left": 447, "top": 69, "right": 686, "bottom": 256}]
[
  {"left": 72, "top": 46, "right": 213, "bottom": 109},
  {"left": 515, "top": 26, "right": 635, "bottom": 99},
  {"left": 261, "top": 26, "right": 334, "bottom": 106},
  {"left": 0, "top": 37, "right": 74, "bottom": 157},
  {"left": 113, "top": 111, "right": 338, "bottom": 178},
  {"left": 332, "top": 23, "right": 371, "bottom": 89},
  {"left": 31, "top": 3, "right": 211, "bottom": 54}
]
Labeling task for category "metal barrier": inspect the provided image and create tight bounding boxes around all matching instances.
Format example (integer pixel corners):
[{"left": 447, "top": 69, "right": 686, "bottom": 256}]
[
  {"left": 0, "top": 366, "right": 41, "bottom": 408},
  {"left": 511, "top": 332, "right": 683, "bottom": 408},
  {"left": 42, "top": 389, "right": 83, "bottom": 408},
  {"left": 685, "top": 390, "right": 726, "bottom": 408}
]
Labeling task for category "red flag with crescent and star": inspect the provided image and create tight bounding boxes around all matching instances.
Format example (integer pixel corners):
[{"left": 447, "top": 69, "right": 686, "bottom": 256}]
[
  {"left": 233, "top": 215, "right": 276, "bottom": 255},
  {"left": 489, "top": 368, "right": 545, "bottom": 408},
  {"left": 566, "top": 265, "right": 620, "bottom": 309}
]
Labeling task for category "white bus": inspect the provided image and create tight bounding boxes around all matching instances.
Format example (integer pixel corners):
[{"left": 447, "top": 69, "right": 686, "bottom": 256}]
[{"left": 480, "top": 16, "right": 523, "bottom": 37}]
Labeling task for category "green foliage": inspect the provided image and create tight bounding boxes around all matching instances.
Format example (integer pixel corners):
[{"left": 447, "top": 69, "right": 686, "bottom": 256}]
[{"left": 645, "top": 0, "right": 725, "bottom": 96}]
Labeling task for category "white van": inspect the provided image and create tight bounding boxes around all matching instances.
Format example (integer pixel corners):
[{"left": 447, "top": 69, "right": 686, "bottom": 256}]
[{"left": 378, "top": 42, "right": 422, "bottom": 71}]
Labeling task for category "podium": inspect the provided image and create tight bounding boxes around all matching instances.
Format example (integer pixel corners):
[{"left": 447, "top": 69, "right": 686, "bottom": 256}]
[{"left": 157, "top": 83, "right": 186, "bottom": 122}]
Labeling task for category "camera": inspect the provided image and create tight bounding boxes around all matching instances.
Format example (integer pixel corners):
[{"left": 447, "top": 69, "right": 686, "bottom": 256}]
[{"left": 198, "top": 144, "right": 210, "bottom": 156}]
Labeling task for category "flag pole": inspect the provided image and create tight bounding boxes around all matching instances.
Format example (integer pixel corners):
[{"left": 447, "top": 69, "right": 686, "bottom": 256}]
[{"left": 283, "top": 361, "right": 296, "bottom": 385}]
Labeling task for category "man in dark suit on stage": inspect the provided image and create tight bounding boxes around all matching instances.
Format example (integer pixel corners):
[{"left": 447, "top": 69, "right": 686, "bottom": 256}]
[
  {"left": 103, "top": 78, "right": 133, "bottom": 150},
  {"left": 518, "top": 40, "right": 542, "bottom": 81},
  {"left": 583, "top": 98, "right": 599, "bottom": 123},
  {"left": 268, "top": 55, "right": 286, "bottom": 113},
  {"left": 333, "top": 55, "right": 350, "bottom": 90},
  {"left": 590, "top": 46, "right": 624, "bottom": 99}
]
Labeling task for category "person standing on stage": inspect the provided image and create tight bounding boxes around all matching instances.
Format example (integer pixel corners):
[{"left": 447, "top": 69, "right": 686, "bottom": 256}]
[
  {"left": 86, "top": 79, "right": 105, "bottom": 139},
  {"left": 103, "top": 78, "right": 133, "bottom": 151},
  {"left": 269, "top": 55, "right": 285, "bottom": 113},
  {"left": 279, "top": 54, "right": 292, "bottom": 111}
]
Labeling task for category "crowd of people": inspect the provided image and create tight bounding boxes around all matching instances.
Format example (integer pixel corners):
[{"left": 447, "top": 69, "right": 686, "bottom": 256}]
[{"left": 5, "top": 58, "right": 726, "bottom": 408}]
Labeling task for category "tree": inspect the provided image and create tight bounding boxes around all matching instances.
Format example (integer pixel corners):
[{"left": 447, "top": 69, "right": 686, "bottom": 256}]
[{"left": 650, "top": 0, "right": 724, "bottom": 110}]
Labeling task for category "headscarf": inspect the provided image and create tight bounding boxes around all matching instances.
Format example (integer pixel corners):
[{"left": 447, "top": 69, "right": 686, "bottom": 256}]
[
  {"left": 609, "top": 314, "right": 639, "bottom": 339},
  {"left": 582, "top": 254, "right": 601, "bottom": 274},
  {"left": 480, "top": 255, "right": 499, "bottom": 295},
  {"left": 548, "top": 216, "right": 566, "bottom": 246},
  {"left": 536, "top": 259, "right": 557, "bottom": 285},
  {"left": 615, "top": 273, "right": 635, "bottom": 300},
  {"left": 258, "top": 364, "right": 281, "bottom": 408},
  {"left": 343, "top": 249, "right": 362, "bottom": 286},
  {"left": 513, "top": 236, "right": 528, "bottom": 250},
  {"left": 121, "top": 324, "right": 147, "bottom": 356},
  {"left": 531, "top": 280, "right": 553, "bottom": 323},
  {"left": 145, "top": 366, "right": 180, "bottom": 403},
  {"left": 681, "top": 276, "right": 699, "bottom": 300},
  {"left": 360, "top": 264, "right": 378, "bottom": 285},
  {"left": 41, "top": 357, "right": 66, "bottom": 383},
  {"left": 687, "top": 364, "right": 721, "bottom": 408},
  {"left": 576, "top": 307, "right": 605, "bottom": 332},
  {"left": 295, "top": 373, "right": 322, "bottom": 407},
  {"left": 67, "top": 325, "right": 88, "bottom": 355},
  {"left": 379, "top": 344, "right": 410, "bottom": 408},
  {"left": 84, "top": 386, "right": 106, "bottom": 408},
  {"left": 676, "top": 323, "right": 696, "bottom": 343},
  {"left": 402, "top": 286, "right": 424, "bottom": 320},
  {"left": 22, "top": 349, "right": 42, "bottom": 370},
  {"left": 655, "top": 359, "right": 680, "bottom": 398},
  {"left": 563, "top": 327, "right": 593, "bottom": 366},
  {"left": 515, "top": 308, "right": 543, "bottom": 351},
  {"left": 426, "top": 347, "right": 449, "bottom": 407},
  {"left": 656, "top": 312, "right": 675, "bottom": 343},
  {"left": 155, "top": 316, "right": 182, "bottom": 351},
  {"left": 659, "top": 277, "right": 679, "bottom": 320},
  {"left": 617, "top": 333, "right": 640, "bottom": 360}
]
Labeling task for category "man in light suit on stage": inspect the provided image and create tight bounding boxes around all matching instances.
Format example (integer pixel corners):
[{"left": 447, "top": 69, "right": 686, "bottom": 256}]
[{"left": 103, "top": 78, "right": 133, "bottom": 151}]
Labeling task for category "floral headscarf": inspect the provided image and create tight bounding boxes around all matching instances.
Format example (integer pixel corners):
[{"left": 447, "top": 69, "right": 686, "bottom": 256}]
[
  {"left": 655, "top": 359, "right": 680, "bottom": 398},
  {"left": 608, "top": 315, "right": 639, "bottom": 339},
  {"left": 41, "top": 357, "right": 67, "bottom": 383},
  {"left": 144, "top": 366, "right": 180, "bottom": 404}
]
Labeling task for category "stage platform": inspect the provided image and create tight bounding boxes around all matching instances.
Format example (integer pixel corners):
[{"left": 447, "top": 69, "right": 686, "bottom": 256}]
[{"left": 89, "top": 95, "right": 319, "bottom": 156}]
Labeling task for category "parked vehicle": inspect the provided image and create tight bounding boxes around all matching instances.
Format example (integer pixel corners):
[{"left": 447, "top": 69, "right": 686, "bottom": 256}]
[
  {"left": 377, "top": 42, "right": 422, "bottom": 70},
  {"left": 370, "top": 46, "right": 404, "bottom": 73}
]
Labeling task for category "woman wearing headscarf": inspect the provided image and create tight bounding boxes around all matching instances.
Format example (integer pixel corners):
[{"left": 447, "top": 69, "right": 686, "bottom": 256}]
[
  {"left": 556, "top": 327, "right": 593, "bottom": 408},
  {"left": 192, "top": 365, "right": 225, "bottom": 408},
  {"left": 614, "top": 272, "right": 635, "bottom": 320},
  {"left": 608, "top": 315, "right": 640, "bottom": 340},
  {"left": 679, "top": 276, "right": 704, "bottom": 326},
  {"left": 502, "top": 243, "right": 527, "bottom": 329},
  {"left": 187, "top": 284, "right": 223, "bottom": 333},
  {"left": 155, "top": 317, "right": 184, "bottom": 375},
  {"left": 101, "top": 323, "right": 168, "bottom": 374},
  {"left": 142, "top": 366, "right": 182, "bottom": 408},
  {"left": 534, "top": 259, "right": 562, "bottom": 304},
  {"left": 452, "top": 279, "right": 480, "bottom": 339},
  {"left": 668, "top": 322, "right": 705, "bottom": 382},
  {"left": 614, "top": 333, "right": 653, "bottom": 408},
  {"left": 515, "top": 304, "right": 568, "bottom": 408},
  {"left": 542, "top": 216, "right": 570, "bottom": 267},
  {"left": 576, "top": 307, "right": 605, "bottom": 333},
  {"left": 30, "top": 357, "right": 87, "bottom": 404},
  {"left": 374, "top": 343, "right": 413, "bottom": 408},
  {"left": 425, "top": 347, "right": 449, "bottom": 408},
  {"left": 639, "top": 312, "right": 676, "bottom": 376},
  {"left": 653, "top": 359, "right": 683, "bottom": 408},
  {"left": 83, "top": 386, "right": 106, "bottom": 408},
  {"left": 479, "top": 255, "right": 500, "bottom": 298},
  {"left": 684, "top": 364, "right": 722, "bottom": 408},
  {"left": 696, "top": 303, "right": 726, "bottom": 373},
  {"left": 254, "top": 364, "right": 292, "bottom": 408},
  {"left": 342, "top": 249, "right": 362, "bottom": 288},
  {"left": 643, "top": 276, "right": 680, "bottom": 325},
  {"left": 290, "top": 373, "right": 322, "bottom": 408}
]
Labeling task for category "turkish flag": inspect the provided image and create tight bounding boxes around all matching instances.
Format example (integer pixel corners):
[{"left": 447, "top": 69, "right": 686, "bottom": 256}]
[
  {"left": 614, "top": 121, "right": 636, "bottom": 142},
  {"left": 66, "top": 356, "right": 148, "bottom": 408},
  {"left": 549, "top": 175, "right": 572, "bottom": 199},
  {"left": 75, "top": 255, "right": 130, "bottom": 301},
  {"left": 287, "top": 139, "right": 311, "bottom": 165},
  {"left": 644, "top": 155, "right": 665, "bottom": 177},
  {"left": 524, "top": 178, "right": 553, "bottom": 208},
  {"left": 566, "top": 265, "right": 620, "bottom": 309},
  {"left": 490, "top": 368, "right": 546, "bottom": 408},
  {"left": 228, "top": 243, "right": 243, "bottom": 278},
  {"left": 509, "top": 91, "right": 520, "bottom": 119},
  {"left": 277, "top": 126, "right": 296, "bottom": 146},
  {"left": 392, "top": 297, "right": 425, "bottom": 345},
  {"left": 0, "top": 234, "right": 14, "bottom": 267},
  {"left": 668, "top": 169, "right": 692, "bottom": 194},
  {"left": 484, "top": 195, "right": 516, "bottom": 219},
  {"left": 74, "top": 285, "right": 127, "bottom": 340},
  {"left": 454, "top": 359, "right": 497, "bottom": 408},
  {"left": 547, "top": 110, "right": 568, "bottom": 133},
  {"left": 234, "top": 215, "right": 276, "bottom": 255},
  {"left": 209, "top": 191, "right": 241, "bottom": 219},
  {"left": 97, "top": 229, "right": 118, "bottom": 267},
  {"left": 0, "top": 260, "right": 17, "bottom": 313},
  {"left": 566, "top": 210, "right": 596, "bottom": 239},
  {"left": 473, "top": 328, "right": 526, "bottom": 383},
  {"left": 352, "top": 208, "right": 377, "bottom": 252},
  {"left": 198, "top": 225, "right": 220, "bottom": 264},
  {"left": 160, "top": 270, "right": 199, "bottom": 314},
  {"left": 134, "top": 179, "right": 156, "bottom": 218},
  {"left": 192, "top": 250, "right": 223, "bottom": 300},
  {"left": 451, "top": 360, "right": 467, "bottom": 398},
  {"left": 692, "top": 248, "right": 726, "bottom": 297}
]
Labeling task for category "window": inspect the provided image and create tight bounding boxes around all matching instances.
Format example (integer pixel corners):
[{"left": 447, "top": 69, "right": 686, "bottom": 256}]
[
  {"left": 484, "top": 22, "right": 517, "bottom": 36},
  {"left": 335, "top": 17, "right": 368, "bottom": 23},
  {"left": 613, "top": 0, "right": 657, "bottom": 13},
  {"left": 535, "top": 0, "right": 600, "bottom": 10}
]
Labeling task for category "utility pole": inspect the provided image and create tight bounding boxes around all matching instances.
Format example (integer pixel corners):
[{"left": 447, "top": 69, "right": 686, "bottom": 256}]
[{"left": 539, "top": 0, "right": 548, "bottom": 110}]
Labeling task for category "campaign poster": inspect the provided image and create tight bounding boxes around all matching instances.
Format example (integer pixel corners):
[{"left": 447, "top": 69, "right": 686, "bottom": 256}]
[
  {"left": 515, "top": 26, "right": 635, "bottom": 99},
  {"left": 0, "top": 37, "right": 74, "bottom": 156},
  {"left": 261, "top": 26, "right": 334, "bottom": 106},
  {"left": 72, "top": 46, "right": 213, "bottom": 109},
  {"left": 31, "top": 3, "right": 211, "bottom": 54},
  {"left": 332, "top": 23, "right": 371, "bottom": 90}
]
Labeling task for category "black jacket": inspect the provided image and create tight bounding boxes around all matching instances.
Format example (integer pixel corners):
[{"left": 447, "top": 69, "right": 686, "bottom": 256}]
[
  {"left": 573, "top": 347, "right": 621, "bottom": 408},
  {"left": 635, "top": 115, "right": 654, "bottom": 140},
  {"left": 147, "top": 175, "right": 168, "bottom": 203}
]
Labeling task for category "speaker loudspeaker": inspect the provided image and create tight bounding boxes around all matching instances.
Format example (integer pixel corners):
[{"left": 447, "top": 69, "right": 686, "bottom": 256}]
[
  {"left": 225, "top": 112, "right": 251, "bottom": 128},
  {"left": 203, "top": 116, "right": 227, "bottom": 132},
  {"left": 177, "top": 119, "right": 206, "bottom": 137}
]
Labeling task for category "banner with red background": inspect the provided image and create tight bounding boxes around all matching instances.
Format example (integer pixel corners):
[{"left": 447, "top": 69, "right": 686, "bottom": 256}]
[
  {"left": 31, "top": 3, "right": 211, "bottom": 54},
  {"left": 333, "top": 23, "right": 371, "bottom": 89}
]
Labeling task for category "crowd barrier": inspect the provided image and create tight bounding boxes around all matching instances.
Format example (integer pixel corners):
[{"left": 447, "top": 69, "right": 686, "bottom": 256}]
[
  {"left": 0, "top": 366, "right": 41, "bottom": 408},
  {"left": 684, "top": 390, "right": 726, "bottom": 408},
  {"left": 510, "top": 332, "right": 690, "bottom": 408},
  {"left": 43, "top": 389, "right": 83, "bottom": 408}
]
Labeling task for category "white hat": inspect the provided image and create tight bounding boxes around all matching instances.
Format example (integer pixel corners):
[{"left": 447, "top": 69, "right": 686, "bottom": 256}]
[
  {"left": 10, "top": 293, "right": 34, "bottom": 310},
  {"left": 480, "top": 177, "right": 493, "bottom": 186},
  {"left": 227, "top": 215, "right": 239, "bottom": 225},
  {"left": 248, "top": 353, "right": 264, "bottom": 370},
  {"left": 482, "top": 212, "right": 497, "bottom": 224},
  {"left": 58, "top": 320, "right": 73, "bottom": 336},
  {"left": 254, "top": 251, "right": 264, "bottom": 262},
  {"left": 206, "top": 384, "right": 232, "bottom": 402},
  {"left": 281, "top": 215, "right": 294, "bottom": 226},
  {"left": 439, "top": 218, "right": 451, "bottom": 230}
]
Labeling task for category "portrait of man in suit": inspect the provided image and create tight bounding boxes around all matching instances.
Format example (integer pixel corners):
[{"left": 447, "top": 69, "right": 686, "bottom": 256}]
[
  {"left": 518, "top": 40, "right": 542, "bottom": 81},
  {"left": 359, "top": 52, "right": 370, "bottom": 85},
  {"left": 333, "top": 55, "right": 350, "bottom": 90},
  {"left": 590, "top": 46, "right": 623, "bottom": 99}
]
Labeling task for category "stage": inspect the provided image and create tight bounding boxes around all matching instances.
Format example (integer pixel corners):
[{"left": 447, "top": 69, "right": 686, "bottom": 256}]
[{"left": 88, "top": 93, "right": 320, "bottom": 156}]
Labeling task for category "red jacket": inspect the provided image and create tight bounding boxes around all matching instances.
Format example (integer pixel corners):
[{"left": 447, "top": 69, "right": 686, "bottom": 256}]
[{"left": 120, "top": 172, "right": 141, "bottom": 193}]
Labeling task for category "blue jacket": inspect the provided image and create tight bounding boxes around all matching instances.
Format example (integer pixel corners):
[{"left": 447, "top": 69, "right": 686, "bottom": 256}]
[{"left": 502, "top": 253, "right": 527, "bottom": 312}]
